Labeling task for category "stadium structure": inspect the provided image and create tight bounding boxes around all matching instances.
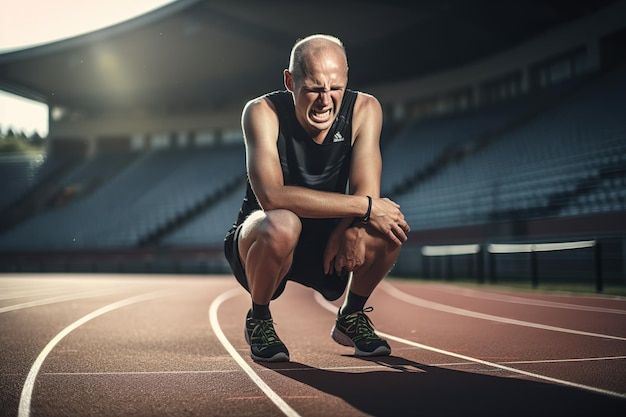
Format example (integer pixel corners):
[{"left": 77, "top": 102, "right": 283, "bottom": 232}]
[{"left": 0, "top": 0, "right": 625, "bottom": 291}]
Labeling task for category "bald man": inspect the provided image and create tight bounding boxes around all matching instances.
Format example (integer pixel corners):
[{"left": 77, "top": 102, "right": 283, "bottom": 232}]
[{"left": 224, "top": 34, "right": 410, "bottom": 362}]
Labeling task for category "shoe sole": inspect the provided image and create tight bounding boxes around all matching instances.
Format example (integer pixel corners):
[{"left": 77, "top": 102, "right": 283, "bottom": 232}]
[
  {"left": 331, "top": 325, "right": 391, "bottom": 357},
  {"left": 250, "top": 351, "right": 290, "bottom": 362}
]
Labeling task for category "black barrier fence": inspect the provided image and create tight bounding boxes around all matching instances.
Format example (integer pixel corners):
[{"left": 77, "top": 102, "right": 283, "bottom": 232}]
[
  {"left": 2, "top": 237, "right": 624, "bottom": 292},
  {"left": 487, "top": 240, "right": 602, "bottom": 291},
  {"left": 394, "top": 236, "right": 625, "bottom": 293}
]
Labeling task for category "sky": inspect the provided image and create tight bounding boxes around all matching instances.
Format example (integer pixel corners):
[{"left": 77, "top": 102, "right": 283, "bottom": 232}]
[{"left": 0, "top": 0, "right": 178, "bottom": 138}]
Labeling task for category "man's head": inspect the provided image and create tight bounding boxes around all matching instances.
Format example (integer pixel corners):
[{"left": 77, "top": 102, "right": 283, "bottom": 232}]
[{"left": 284, "top": 34, "right": 349, "bottom": 139}]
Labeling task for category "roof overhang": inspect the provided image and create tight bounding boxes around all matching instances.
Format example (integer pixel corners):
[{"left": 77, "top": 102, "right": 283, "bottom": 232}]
[{"left": 0, "top": 0, "right": 618, "bottom": 114}]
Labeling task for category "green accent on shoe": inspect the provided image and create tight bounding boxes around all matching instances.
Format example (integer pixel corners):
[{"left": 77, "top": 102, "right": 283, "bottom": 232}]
[
  {"left": 245, "top": 309, "right": 290, "bottom": 362},
  {"left": 331, "top": 306, "right": 391, "bottom": 357}
]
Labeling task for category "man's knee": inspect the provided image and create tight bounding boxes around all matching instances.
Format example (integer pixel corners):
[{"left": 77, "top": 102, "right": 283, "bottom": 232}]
[
  {"left": 364, "top": 229, "right": 402, "bottom": 264},
  {"left": 259, "top": 209, "right": 302, "bottom": 256}
]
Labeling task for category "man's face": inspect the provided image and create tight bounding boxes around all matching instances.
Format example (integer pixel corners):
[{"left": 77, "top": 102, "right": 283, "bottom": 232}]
[{"left": 285, "top": 48, "right": 347, "bottom": 139}]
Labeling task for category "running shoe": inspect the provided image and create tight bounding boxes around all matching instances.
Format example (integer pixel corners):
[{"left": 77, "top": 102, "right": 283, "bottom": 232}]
[
  {"left": 244, "top": 309, "right": 290, "bottom": 362},
  {"left": 331, "top": 307, "right": 391, "bottom": 356}
]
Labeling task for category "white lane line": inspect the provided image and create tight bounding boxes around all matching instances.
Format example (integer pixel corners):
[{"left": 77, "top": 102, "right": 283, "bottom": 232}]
[
  {"left": 45, "top": 370, "right": 245, "bottom": 375},
  {"left": 501, "top": 356, "right": 626, "bottom": 365},
  {"left": 209, "top": 288, "right": 302, "bottom": 417},
  {"left": 313, "top": 292, "right": 626, "bottom": 400},
  {"left": 44, "top": 365, "right": 391, "bottom": 375},
  {"left": 18, "top": 290, "right": 173, "bottom": 417},
  {"left": 0, "top": 287, "right": 137, "bottom": 313},
  {"left": 424, "top": 284, "right": 626, "bottom": 314},
  {"left": 380, "top": 282, "right": 626, "bottom": 341},
  {"left": 38, "top": 355, "right": 626, "bottom": 376},
  {"left": 379, "top": 332, "right": 626, "bottom": 399},
  {"left": 44, "top": 355, "right": 626, "bottom": 376},
  {"left": 0, "top": 289, "right": 72, "bottom": 301}
]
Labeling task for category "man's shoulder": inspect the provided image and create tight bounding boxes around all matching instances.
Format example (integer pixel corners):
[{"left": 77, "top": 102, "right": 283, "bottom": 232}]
[
  {"left": 264, "top": 90, "right": 290, "bottom": 100},
  {"left": 244, "top": 91, "right": 288, "bottom": 115},
  {"left": 350, "top": 91, "right": 383, "bottom": 143},
  {"left": 353, "top": 91, "right": 382, "bottom": 117},
  {"left": 353, "top": 90, "right": 380, "bottom": 107},
  {"left": 241, "top": 94, "right": 282, "bottom": 132},
  {"left": 244, "top": 92, "right": 281, "bottom": 113}
]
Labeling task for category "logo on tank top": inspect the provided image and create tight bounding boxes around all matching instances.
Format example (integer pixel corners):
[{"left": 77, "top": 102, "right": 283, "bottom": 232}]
[{"left": 332, "top": 132, "right": 345, "bottom": 143}]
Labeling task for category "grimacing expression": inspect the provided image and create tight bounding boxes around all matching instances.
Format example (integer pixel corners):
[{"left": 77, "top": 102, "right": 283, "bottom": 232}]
[{"left": 286, "top": 48, "right": 348, "bottom": 139}]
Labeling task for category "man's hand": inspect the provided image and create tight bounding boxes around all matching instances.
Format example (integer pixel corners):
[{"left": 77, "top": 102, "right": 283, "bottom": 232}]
[
  {"left": 323, "top": 226, "right": 366, "bottom": 276},
  {"left": 369, "top": 197, "right": 410, "bottom": 245}
]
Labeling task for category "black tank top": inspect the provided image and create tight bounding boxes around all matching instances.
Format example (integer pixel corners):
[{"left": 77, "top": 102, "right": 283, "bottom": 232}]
[{"left": 234, "top": 89, "right": 358, "bottom": 227}]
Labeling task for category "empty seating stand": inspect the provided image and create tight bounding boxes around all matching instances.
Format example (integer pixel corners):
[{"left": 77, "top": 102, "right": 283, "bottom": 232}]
[
  {"left": 391, "top": 64, "right": 626, "bottom": 231},
  {"left": 1, "top": 65, "right": 625, "bottom": 252}
]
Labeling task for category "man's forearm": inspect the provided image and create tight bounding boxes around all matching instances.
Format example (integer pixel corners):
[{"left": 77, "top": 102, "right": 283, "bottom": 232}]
[{"left": 255, "top": 184, "right": 371, "bottom": 220}]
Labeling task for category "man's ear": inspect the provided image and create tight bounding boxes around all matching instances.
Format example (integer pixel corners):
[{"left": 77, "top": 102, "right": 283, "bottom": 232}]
[{"left": 284, "top": 69, "right": 294, "bottom": 92}]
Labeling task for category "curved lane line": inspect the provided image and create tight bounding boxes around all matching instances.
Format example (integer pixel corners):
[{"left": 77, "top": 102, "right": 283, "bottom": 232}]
[
  {"left": 380, "top": 282, "right": 626, "bottom": 341},
  {"left": 1, "top": 287, "right": 137, "bottom": 314},
  {"left": 209, "top": 288, "right": 302, "bottom": 417},
  {"left": 378, "top": 331, "right": 626, "bottom": 400},
  {"left": 18, "top": 290, "right": 173, "bottom": 417},
  {"left": 427, "top": 285, "right": 626, "bottom": 314},
  {"left": 313, "top": 291, "right": 626, "bottom": 400}
]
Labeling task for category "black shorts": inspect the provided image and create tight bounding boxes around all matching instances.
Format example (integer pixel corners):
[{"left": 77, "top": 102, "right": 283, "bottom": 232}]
[{"left": 223, "top": 218, "right": 349, "bottom": 301}]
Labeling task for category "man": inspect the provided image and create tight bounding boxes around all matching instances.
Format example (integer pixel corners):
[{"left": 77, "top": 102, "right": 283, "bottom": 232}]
[{"left": 224, "top": 34, "right": 410, "bottom": 362}]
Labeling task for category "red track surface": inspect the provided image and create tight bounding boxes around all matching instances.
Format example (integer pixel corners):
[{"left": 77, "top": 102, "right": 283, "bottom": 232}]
[{"left": 1, "top": 273, "right": 625, "bottom": 416}]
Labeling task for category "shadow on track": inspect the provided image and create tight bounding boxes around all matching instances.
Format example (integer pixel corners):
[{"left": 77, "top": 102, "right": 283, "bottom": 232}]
[{"left": 261, "top": 356, "right": 623, "bottom": 417}]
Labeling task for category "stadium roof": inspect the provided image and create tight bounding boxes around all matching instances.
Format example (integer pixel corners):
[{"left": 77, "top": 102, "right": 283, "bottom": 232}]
[{"left": 0, "top": 0, "right": 618, "bottom": 114}]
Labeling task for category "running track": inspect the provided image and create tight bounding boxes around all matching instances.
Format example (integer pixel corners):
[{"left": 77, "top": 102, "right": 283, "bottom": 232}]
[{"left": 1, "top": 273, "right": 625, "bottom": 417}]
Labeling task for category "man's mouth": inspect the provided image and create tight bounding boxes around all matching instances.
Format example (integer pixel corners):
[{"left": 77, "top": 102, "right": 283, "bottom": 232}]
[{"left": 310, "top": 108, "right": 332, "bottom": 123}]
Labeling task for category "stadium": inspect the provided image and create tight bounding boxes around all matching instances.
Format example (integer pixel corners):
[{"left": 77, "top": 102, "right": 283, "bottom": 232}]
[
  {"left": 1, "top": 0, "right": 625, "bottom": 290},
  {"left": 1, "top": 1, "right": 625, "bottom": 416}
]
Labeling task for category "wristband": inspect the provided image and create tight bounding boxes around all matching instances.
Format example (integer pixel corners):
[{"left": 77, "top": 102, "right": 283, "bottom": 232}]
[{"left": 359, "top": 196, "right": 372, "bottom": 225}]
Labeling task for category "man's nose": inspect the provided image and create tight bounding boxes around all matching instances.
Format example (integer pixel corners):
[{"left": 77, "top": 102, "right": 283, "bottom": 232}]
[{"left": 318, "top": 90, "right": 331, "bottom": 105}]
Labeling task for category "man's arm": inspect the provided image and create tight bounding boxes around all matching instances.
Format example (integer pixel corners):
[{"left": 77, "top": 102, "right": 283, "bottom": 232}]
[
  {"left": 349, "top": 93, "right": 383, "bottom": 198},
  {"left": 324, "top": 93, "right": 384, "bottom": 254},
  {"left": 323, "top": 93, "right": 409, "bottom": 274},
  {"left": 338, "top": 93, "right": 409, "bottom": 242},
  {"left": 242, "top": 97, "right": 371, "bottom": 219}
]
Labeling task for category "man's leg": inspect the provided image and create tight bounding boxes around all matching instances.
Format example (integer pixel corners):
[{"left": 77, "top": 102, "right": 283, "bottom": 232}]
[
  {"left": 347, "top": 231, "right": 401, "bottom": 302},
  {"left": 238, "top": 209, "right": 301, "bottom": 362},
  {"left": 238, "top": 209, "right": 302, "bottom": 304},
  {"left": 332, "top": 229, "right": 401, "bottom": 356}
]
